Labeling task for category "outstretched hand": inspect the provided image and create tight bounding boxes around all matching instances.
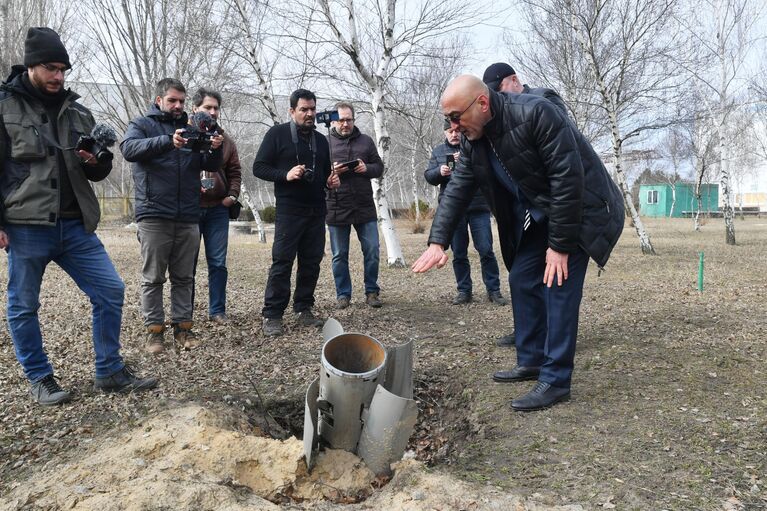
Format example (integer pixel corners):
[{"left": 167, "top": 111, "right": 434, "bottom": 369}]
[{"left": 411, "top": 243, "right": 449, "bottom": 273}]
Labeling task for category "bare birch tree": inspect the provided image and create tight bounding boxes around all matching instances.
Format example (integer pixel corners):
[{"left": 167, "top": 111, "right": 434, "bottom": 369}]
[
  {"left": 677, "top": 0, "right": 764, "bottom": 244},
  {"left": 290, "top": 0, "right": 480, "bottom": 267},
  {"left": 545, "top": 0, "right": 688, "bottom": 255}
]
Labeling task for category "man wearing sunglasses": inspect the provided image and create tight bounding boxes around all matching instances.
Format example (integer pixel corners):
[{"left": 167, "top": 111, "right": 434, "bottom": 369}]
[
  {"left": 0, "top": 27, "right": 157, "bottom": 405},
  {"left": 254, "top": 89, "right": 340, "bottom": 337},
  {"left": 413, "top": 75, "right": 624, "bottom": 411},
  {"left": 482, "top": 64, "right": 568, "bottom": 348}
]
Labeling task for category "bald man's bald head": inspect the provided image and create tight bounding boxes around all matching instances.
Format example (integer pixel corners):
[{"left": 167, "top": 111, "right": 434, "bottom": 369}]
[
  {"left": 441, "top": 74, "right": 488, "bottom": 106},
  {"left": 440, "top": 74, "right": 492, "bottom": 141}
]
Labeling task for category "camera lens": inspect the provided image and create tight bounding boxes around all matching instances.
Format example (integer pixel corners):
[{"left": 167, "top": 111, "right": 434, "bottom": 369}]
[{"left": 302, "top": 168, "right": 315, "bottom": 182}]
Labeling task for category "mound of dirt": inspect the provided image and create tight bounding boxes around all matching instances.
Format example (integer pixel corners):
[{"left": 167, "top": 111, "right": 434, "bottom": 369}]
[{"left": 1, "top": 404, "right": 582, "bottom": 510}]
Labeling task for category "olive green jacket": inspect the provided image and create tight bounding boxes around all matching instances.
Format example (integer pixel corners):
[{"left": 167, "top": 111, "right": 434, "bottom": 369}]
[{"left": 0, "top": 68, "right": 109, "bottom": 232}]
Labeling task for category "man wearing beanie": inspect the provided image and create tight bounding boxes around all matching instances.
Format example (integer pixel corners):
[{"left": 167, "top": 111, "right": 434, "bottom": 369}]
[
  {"left": 0, "top": 27, "right": 157, "bottom": 406},
  {"left": 424, "top": 119, "right": 507, "bottom": 307},
  {"left": 482, "top": 62, "right": 568, "bottom": 115}
]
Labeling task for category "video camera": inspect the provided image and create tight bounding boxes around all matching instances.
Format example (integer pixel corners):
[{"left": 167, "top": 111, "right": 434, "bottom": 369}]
[
  {"left": 315, "top": 110, "right": 339, "bottom": 127},
  {"left": 75, "top": 123, "right": 117, "bottom": 164},
  {"left": 182, "top": 111, "right": 217, "bottom": 152}
]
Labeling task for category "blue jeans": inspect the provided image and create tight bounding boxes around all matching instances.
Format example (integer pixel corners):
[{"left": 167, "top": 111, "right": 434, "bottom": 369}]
[
  {"left": 4, "top": 220, "right": 125, "bottom": 382},
  {"left": 328, "top": 221, "right": 380, "bottom": 299},
  {"left": 450, "top": 211, "right": 501, "bottom": 294},
  {"left": 195, "top": 204, "right": 229, "bottom": 316}
]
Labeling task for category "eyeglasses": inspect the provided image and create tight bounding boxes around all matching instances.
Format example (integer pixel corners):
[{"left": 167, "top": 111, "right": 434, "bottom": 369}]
[
  {"left": 444, "top": 96, "right": 478, "bottom": 125},
  {"left": 40, "top": 63, "right": 67, "bottom": 75},
  {"left": 338, "top": 118, "right": 355, "bottom": 124}
]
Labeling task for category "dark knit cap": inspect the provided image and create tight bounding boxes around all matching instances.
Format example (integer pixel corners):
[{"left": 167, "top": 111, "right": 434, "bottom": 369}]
[
  {"left": 24, "top": 27, "right": 71, "bottom": 70},
  {"left": 443, "top": 118, "right": 452, "bottom": 130},
  {"left": 482, "top": 62, "right": 515, "bottom": 92}
]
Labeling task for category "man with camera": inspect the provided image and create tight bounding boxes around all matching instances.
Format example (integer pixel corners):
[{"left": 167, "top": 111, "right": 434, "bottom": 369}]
[
  {"left": 253, "top": 89, "right": 339, "bottom": 337},
  {"left": 326, "top": 102, "right": 384, "bottom": 309},
  {"left": 425, "top": 120, "right": 507, "bottom": 307},
  {"left": 191, "top": 88, "right": 241, "bottom": 325},
  {"left": 121, "top": 78, "right": 223, "bottom": 353},
  {"left": 413, "top": 75, "right": 624, "bottom": 411},
  {"left": 0, "top": 27, "right": 157, "bottom": 405}
]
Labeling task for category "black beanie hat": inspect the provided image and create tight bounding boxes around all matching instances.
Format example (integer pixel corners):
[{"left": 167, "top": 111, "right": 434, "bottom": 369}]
[
  {"left": 482, "top": 62, "right": 515, "bottom": 92},
  {"left": 24, "top": 27, "right": 71, "bottom": 70},
  {"left": 443, "top": 118, "right": 452, "bottom": 130}
]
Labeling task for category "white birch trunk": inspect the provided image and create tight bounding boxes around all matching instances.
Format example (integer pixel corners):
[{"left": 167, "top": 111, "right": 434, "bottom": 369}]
[
  {"left": 669, "top": 183, "right": 676, "bottom": 218},
  {"left": 239, "top": 182, "right": 266, "bottom": 243}
]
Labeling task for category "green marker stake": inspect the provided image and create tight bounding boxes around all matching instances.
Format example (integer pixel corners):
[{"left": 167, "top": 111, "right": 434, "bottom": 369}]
[{"left": 698, "top": 252, "right": 704, "bottom": 292}]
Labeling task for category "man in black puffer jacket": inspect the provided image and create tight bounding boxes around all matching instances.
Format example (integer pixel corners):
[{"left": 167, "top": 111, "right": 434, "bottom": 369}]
[
  {"left": 413, "top": 75, "right": 624, "bottom": 411},
  {"left": 425, "top": 121, "right": 507, "bottom": 306},
  {"left": 121, "top": 78, "right": 223, "bottom": 353}
]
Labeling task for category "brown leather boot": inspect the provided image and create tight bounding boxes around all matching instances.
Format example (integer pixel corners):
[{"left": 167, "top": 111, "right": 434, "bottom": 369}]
[
  {"left": 173, "top": 321, "right": 200, "bottom": 349},
  {"left": 145, "top": 324, "right": 165, "bottom": 354}
]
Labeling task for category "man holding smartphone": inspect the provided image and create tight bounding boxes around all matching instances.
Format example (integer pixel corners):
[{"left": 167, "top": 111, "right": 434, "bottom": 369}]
[
  {"left": 425, "top": 120, "right": 507, "bottom": 306},
  {"left": 326, "top": 102, "right": 384, "bottom": 309}
]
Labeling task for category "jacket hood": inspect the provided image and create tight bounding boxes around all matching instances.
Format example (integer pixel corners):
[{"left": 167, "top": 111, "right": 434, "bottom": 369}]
[{"left": 145, "top": 102, "right": 188, "bottom": 123}]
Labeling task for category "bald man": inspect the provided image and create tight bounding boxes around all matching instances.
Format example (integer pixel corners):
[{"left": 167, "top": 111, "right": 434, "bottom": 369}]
[{"left": 413, "top": 75, "right": 624, "bottom": 411}]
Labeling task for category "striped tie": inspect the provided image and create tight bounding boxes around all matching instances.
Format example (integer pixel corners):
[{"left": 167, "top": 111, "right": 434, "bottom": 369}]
[{"left": 523, "top": 210, "right": 531, "bottom": 231}]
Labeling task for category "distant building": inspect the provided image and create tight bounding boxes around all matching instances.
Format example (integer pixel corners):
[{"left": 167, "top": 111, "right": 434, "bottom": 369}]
[{"left": 639, "top": 183, "right": 719, "bottom": 218}]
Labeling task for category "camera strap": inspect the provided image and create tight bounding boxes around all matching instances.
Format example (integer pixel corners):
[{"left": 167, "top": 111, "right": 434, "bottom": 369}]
[{"left": 290, "top": 120, "right": 317, "bottom": 171}]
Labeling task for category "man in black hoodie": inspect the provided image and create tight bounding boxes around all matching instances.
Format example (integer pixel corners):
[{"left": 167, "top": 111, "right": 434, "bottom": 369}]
[
  {"left": 254, "top": 89, "right": 339, "bottom": 337},
  {"left": 0, "top": 27, "right": 157, "bottom": 406},
  {"left": 121, "top": 78, "right": 223, "bottom": 353}
]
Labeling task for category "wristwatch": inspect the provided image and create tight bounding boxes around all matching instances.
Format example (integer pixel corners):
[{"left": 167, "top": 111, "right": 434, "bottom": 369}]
[{"left": 227, "top": 195, "right": 238, "bottom": 203}]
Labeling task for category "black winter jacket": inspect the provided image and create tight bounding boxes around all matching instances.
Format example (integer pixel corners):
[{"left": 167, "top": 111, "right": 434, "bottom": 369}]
[
  {"left": 521, "top": 84, "right": 568, "bottom": 116},
  {"left": 424, "top": 140, "right": 489, "bottom": 214},
  {"left": 253, "top": 122, "right": 331, "bottom": 217},
  {"left": 428, "top": 90, "right": 624, "bottom": 269},
  {"left": 121, "top": 104, "right": 222, "bottom": 223},
  {"left": 326, "top": 126, "right": 383, "bottom": 225}
]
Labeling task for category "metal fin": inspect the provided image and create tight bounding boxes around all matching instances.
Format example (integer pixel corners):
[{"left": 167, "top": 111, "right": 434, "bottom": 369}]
[
  {"left": 322, "top": 317, "right": 344, "bottom": 342},
  {"left": 383, "top": 340, "right": 414, "bottom": 400},
  {"left": 357, "top": 385, "right": 418, "bottom": 476},
  {"left": 302, "top": 377, "right": 320, "bottom": 470}
]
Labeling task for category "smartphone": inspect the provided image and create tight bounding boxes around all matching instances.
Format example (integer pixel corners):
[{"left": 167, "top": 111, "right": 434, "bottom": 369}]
[
  {"left": 339, "top": 159, "right": 359, "bottom": 170},
  {"left": 446, "top": 154, "right": 455, "bottom": 170}
]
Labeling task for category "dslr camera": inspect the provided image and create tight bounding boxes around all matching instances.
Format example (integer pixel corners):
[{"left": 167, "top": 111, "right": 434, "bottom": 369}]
[
  {"left": 75, "top": 123, "right": 117, "bottom": 164},
  {"left": 183, "top": 111, "right": 217, "bottom": 152},
  {"left": 315, "top": 109, "right": 339, "bottom": 127},
  {"left": 301, "top": 167, "right": 316, "bottom": 182}
]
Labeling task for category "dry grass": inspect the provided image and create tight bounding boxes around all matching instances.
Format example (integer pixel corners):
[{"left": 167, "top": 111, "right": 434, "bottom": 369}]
[{"left": 0, "top": 217, "right": 765, "bottom": 510}]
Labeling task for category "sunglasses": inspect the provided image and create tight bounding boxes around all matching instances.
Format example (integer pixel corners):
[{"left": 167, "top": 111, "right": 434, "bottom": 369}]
[{"left": 444, "top": 96, "right": 478, "bottom": 125}]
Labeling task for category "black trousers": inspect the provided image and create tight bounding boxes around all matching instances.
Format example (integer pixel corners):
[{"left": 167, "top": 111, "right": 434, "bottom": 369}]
[{"left": 262, "top": 213, "right": 326, "bottom": 318}]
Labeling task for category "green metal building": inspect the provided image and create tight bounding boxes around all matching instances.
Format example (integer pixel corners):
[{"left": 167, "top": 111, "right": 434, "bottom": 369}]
[{"left": 639, "top": 183, "right": 719, "bottom": 218}]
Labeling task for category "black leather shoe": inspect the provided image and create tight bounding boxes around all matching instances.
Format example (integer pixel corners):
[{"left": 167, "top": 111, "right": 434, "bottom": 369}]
[
  {"left": 492, "top": 365, "right": 540, "bottom": 382},
  {"left": 511, "top": 381, "right": 570, "bottom": 411},
  {"left": 451, "top": 292, "right": 472, "bottom": 305},
  {"left": 496, "top": 332, "right": 515, "bottom": 347}
]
